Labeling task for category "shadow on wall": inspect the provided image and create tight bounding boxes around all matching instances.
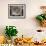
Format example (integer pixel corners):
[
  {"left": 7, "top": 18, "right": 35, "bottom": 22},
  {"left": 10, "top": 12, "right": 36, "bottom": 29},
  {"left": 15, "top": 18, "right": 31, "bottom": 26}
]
[
  {"left": 0, "top": 26, "right": 5, "bottom": 35},
  {"left": 29, "top": 16, "right": 40, "bottom": 27}
]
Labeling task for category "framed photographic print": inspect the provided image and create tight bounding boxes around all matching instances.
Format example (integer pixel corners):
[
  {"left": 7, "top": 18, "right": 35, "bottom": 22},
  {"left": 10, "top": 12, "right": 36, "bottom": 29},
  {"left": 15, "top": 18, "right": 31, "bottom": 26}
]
[{"left": 8, "top": 4, "right": 26, "bottom": 19}]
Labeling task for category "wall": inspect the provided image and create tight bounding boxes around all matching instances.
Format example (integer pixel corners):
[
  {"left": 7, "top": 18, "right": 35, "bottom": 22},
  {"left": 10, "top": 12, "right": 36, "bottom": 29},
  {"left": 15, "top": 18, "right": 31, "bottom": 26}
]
[{"left": 0, "top": 0, "right": 46, "bottom": 41}]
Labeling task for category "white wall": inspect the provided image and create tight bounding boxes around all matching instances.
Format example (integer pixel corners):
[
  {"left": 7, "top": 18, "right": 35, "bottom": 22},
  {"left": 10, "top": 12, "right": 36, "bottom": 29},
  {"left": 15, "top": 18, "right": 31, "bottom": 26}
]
[{"left": 0, "top": 0, "right": 46, "bottom": 39}]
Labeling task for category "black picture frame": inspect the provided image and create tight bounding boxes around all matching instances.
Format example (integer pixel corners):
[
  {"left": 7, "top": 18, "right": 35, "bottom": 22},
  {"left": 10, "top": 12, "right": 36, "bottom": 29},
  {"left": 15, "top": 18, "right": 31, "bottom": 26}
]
[{"left": 8, "top": 4, "right": 26, "bottom": 19}]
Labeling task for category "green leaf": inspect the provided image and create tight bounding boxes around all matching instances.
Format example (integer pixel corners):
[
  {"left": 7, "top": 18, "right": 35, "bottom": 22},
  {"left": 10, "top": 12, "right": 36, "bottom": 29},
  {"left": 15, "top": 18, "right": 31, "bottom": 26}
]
[
  {"left": 5, "top": 26, "right": 18, "bottom": 39},
  {"left": 36, "top": 15, "right": 44, "bottom": 21},
  {"left": 44, "top": 15, "right": 46, "bottom": 19}
]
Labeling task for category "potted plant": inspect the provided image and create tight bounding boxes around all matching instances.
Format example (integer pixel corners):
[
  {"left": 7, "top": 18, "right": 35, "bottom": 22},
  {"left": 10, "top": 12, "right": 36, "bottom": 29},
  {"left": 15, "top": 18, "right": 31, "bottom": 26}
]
[
  {"left": 5, "top": 26, "right": 18, "bottom": 43},
  {"left": 36, "top": 6, "right": 46, "bottom": 27}
]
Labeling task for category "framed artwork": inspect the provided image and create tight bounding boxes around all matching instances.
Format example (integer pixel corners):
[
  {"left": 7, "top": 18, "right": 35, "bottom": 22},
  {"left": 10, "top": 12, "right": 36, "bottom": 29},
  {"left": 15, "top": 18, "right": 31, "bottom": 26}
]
[{"left": 8, "top": 4, "right": 26, "bottom": 19}]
